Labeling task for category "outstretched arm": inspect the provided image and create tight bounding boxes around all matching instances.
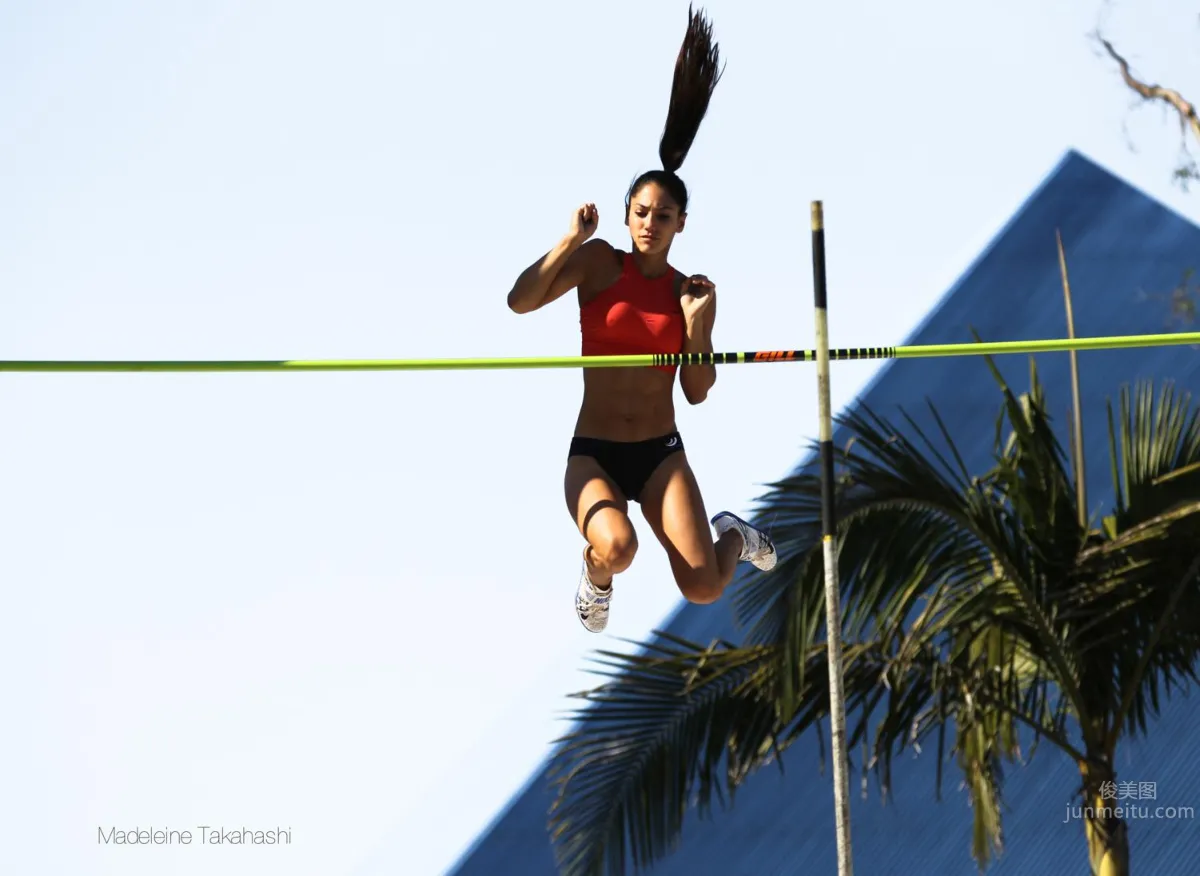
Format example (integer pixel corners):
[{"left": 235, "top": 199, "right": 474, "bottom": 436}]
[{"left": 679, "top": 274, "right": 717, "bottom": 405}]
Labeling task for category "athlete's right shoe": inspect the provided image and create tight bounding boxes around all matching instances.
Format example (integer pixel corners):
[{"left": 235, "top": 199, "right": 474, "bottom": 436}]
[
  {"left": 575, "top": 562, "right": 612, "bottom": 633},
  {"left": 711, "top": 511, "right": 778, "bottom": 571}
]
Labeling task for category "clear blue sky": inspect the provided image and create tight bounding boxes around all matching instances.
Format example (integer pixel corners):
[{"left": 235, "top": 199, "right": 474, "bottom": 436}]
[{"left": 2, "top": 1, "right": 1197, "bottom": 874}]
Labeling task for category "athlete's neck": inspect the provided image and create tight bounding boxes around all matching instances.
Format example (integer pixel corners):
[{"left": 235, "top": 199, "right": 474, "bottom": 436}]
[{"left": 629, "top": 249, "right": 671, "bottom": 279}]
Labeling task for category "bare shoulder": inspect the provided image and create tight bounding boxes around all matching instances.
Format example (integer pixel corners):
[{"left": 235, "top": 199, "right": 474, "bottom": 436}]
[
  {"left": 568, "top": 237, "right": 620, "bottom": 281},
  {"left": 576, "top": 237, "right": 618, "bottom": 267},
  {"left": 577, "top": 239, "right": 625, "bottom": 303}
]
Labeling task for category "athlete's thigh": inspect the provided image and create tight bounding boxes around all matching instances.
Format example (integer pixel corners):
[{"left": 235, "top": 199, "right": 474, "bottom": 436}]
[
  {"left": 564, "top": 454, "right": 632, "bottom": 543},
  {"left": 638, "top": 452, "right": 719, "bottom": 577}
]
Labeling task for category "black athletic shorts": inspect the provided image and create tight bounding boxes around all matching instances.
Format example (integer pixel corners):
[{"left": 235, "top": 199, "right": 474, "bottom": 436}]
[{"left": 567, "top": 431, "right": 685, "bottom": 503}]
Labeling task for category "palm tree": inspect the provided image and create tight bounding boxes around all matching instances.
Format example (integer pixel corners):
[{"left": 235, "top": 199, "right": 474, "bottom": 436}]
[{"left": 544, "top": 360, "right": 1200, "bottom": 876}]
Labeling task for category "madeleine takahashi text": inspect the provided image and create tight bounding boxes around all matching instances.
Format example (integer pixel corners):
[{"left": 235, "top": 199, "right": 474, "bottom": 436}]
[{"left": 98, "top": 826, "right": 292, "bottom": 846}]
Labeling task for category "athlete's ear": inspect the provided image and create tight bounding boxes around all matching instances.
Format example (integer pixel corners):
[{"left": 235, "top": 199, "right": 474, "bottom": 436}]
[{"left": 677, "top": 212, "right": 687, "bottom": 233}]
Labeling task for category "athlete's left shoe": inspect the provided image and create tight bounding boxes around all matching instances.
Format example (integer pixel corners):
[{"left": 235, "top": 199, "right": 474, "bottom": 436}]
[{"left": 711, "top": 511, "right": 777, "bottom": 571}]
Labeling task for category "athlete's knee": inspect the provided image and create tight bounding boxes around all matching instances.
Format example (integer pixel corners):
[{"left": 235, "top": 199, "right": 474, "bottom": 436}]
[
  {"left": 674, "top": 567, "right": 723, "bottom": 605},
  {"left": 591, "top": 523, "right": 638, "bottom": 573}
]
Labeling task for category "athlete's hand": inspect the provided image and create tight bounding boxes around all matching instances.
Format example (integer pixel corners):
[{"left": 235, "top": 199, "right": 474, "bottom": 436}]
[
  {"left": 681, "top": 274, "right": 715, "bottom": 324},
  {"left": 569, "top": 203, "right": 598, "bottom": 244}
]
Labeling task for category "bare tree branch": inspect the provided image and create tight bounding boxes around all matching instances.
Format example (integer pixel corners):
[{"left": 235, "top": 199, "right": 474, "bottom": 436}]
[
  {"left": 1098, "top": 35, "right": 1200, "bottom": 186},
  {"left": 1100, "top": 38, "right": 1200, "bottom": 143}
]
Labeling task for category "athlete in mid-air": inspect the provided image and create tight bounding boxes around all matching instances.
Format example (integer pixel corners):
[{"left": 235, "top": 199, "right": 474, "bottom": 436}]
[{"left": 505, "top": 7, "right": 776, "bottom": 632}]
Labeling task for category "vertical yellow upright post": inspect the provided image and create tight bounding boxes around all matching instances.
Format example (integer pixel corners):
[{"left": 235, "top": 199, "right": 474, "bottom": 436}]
[{"left": 811, "top": 200, "right": 853, "bottom": 876}]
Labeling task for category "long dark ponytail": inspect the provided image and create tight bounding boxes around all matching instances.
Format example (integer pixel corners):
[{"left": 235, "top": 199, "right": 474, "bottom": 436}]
[{"left": 626, "top": 5, "right": 724, "bottom": 214}]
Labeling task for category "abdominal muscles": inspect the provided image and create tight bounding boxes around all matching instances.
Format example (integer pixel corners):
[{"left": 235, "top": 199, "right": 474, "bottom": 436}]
[{"left": 575, "top": 367, "right": 678, "bottom": 441}]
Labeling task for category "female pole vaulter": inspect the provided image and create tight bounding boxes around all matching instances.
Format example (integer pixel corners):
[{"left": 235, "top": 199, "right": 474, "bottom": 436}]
[{"left": 506, "top": 6, "right": 776, "bottom": 632}]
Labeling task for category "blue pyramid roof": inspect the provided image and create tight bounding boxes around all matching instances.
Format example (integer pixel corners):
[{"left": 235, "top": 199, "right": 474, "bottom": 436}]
[{"left": 449, "top": 149, "right": 1200, "bottom": 875}]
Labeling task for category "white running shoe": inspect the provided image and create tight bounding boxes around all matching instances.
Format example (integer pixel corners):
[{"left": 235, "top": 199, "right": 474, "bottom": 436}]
[
  {"left": 711, "top": 511, "right": 777, "bottom": 571},
  {"left": 575, "top": 562, "right": 612, "bottom": 633}
]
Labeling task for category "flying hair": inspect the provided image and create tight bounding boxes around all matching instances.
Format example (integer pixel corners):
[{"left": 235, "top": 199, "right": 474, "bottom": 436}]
[
  {"left": 658, "top": 5, "right": 724, "bottom": 175},
  {"left": 625, "top": 6, "right": 725, "bottom": 215}
]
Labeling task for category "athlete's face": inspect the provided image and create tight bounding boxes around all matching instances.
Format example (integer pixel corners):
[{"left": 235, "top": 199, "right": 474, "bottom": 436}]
[{"left": 626, "top": 182, "right": 685, "bottom": 255}]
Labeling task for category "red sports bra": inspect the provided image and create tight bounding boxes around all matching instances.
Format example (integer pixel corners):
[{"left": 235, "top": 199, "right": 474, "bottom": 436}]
[{"left": 580, "top": 252, "right": 684, "bottom": 374}]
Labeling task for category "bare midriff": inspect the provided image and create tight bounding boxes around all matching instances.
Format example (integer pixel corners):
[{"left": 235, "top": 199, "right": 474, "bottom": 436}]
[{"left": 573, "top": 367, "right": 677, "bottom": 441}]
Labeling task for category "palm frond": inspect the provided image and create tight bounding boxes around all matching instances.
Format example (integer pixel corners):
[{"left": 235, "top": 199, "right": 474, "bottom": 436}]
[
  {"left": 545, "top": 634, "right": 782, "bottom": 876},
  {"left": 734, "top": 377, "right": 1092, "bottom": 724},
  {"left": 732, "top": 396, "right": 983, "bottom": 647},
  {"left": 1105, "top": 380, "right": 1200, "bottom": 532},
  {"left": 981, "top": 355, "right": 1085, "bottom": 571},
  {"left": 1068, "top": 505, "right": 1200, "bottom": 748},
  {"left": 546, "top": 633, "right": 910, "bottom": 875}
]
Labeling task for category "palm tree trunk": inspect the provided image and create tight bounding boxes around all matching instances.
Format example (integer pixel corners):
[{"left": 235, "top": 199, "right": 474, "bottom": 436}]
[{"left": 1079, "top": 760, "right": 1131, "bottom": 875}]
